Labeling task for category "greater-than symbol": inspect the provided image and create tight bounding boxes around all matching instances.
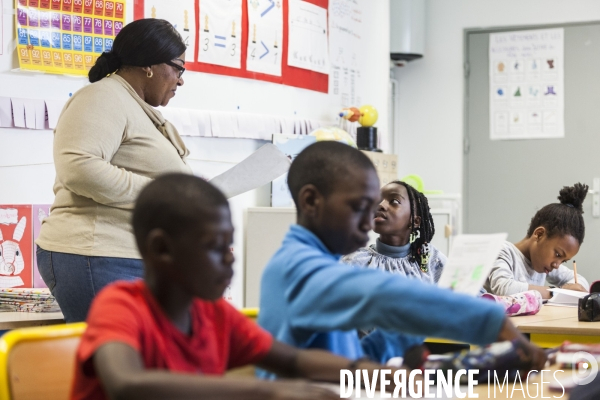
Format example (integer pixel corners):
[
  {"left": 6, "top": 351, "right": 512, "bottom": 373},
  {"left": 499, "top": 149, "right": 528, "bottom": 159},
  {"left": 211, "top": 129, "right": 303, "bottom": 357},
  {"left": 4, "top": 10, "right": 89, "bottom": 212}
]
[
  {"left": 261, "top": 0, "right": 275, "bottom": 17},
  {"left": 259, "top": 41, "right": 269, "bottom": 59}
]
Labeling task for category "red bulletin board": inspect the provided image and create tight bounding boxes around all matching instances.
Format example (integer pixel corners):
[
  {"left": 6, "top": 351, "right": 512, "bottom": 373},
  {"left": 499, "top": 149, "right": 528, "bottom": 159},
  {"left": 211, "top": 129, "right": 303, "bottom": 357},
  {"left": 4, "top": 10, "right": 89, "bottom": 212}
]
[{"left": 133, "top": 0, "right": 328, "bottom": 93}]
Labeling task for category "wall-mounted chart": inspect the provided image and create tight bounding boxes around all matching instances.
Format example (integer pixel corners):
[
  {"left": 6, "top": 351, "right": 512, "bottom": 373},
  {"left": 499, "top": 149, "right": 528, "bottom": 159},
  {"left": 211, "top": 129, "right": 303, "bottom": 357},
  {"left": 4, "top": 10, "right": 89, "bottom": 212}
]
[
  {"left": 287, "top": 0, "right": 328, "bottom": 74},
  {"left": 246, "top": 0, "right": 283, "bottom": 76},
  {"left": 489, "top": 28, "right": 564, "bottom": 140},
  {"left": 329, "top": 0, "right": 365, "bottom": 107},
  {"left": 144, "top": 0, "right": 196, "bottom": 63},
  {"left": 198, "top": 0, "right": 243, "bottom": 69},
  {"left": 14, "top": 0, "right": 126, "bottom": 76},
  {"left": 134, "top": 0, "right": 329, "bottom": 93}
]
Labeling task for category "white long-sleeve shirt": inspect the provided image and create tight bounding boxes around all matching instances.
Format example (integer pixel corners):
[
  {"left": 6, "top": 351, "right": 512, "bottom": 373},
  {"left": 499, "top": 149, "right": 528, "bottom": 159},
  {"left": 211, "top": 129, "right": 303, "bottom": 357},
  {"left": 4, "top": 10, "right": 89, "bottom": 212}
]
[{"left": 484, "top": 241, "right": 589, "bottom": 296}]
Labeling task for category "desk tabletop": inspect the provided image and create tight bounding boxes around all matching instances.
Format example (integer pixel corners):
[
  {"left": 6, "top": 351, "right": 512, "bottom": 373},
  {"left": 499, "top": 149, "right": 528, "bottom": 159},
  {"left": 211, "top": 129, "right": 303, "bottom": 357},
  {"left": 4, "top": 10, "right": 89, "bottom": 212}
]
[
  {"left": 510, "top": 305, "right": 576, "bottom": 327},
  {"left": 0, "top": 311, "right": 64, "bottom": 330}
]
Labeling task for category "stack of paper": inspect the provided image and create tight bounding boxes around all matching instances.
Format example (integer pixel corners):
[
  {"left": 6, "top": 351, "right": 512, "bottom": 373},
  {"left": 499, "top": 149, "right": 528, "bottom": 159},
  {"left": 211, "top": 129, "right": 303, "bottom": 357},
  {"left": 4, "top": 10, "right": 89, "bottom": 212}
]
[
  {"left": 0, "top": 288, "right": 60, "bottom": 313},
  {"left": 547, "top": 288, "right": 588, "bottom": 307}
]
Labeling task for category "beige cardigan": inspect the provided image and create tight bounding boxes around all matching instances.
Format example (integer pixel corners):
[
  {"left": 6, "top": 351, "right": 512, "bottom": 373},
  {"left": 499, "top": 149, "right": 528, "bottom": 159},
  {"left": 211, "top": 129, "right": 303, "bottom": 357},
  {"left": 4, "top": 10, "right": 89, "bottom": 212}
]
[{"left": 36, "top": 74, "right": 192, "bottom": 259}]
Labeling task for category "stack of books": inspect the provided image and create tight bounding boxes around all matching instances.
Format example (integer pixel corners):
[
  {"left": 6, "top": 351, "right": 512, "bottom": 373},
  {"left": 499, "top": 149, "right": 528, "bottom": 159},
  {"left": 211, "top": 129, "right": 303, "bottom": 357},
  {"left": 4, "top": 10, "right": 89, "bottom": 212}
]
[{"left": 0, "top": 288, "right": 60, "bottom": 312}]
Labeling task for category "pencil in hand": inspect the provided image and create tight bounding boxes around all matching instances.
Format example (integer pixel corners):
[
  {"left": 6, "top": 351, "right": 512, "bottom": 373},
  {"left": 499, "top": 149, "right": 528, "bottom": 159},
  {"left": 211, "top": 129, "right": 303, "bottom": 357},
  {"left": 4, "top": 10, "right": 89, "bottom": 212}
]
[{"left": 573, "top": 260, "right": 578, "bottom": 285}]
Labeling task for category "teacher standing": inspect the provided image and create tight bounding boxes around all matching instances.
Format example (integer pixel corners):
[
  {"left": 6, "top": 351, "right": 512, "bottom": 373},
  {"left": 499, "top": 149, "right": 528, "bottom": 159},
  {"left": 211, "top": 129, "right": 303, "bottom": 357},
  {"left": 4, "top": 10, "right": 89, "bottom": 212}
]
[{"left": 36, "top": 19, "right": 191, "bottom": 322}]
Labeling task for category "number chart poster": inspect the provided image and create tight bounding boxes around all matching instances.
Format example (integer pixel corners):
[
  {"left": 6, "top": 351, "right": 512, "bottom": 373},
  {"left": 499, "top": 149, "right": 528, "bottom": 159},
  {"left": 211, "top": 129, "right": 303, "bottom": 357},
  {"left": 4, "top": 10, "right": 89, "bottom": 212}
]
[
  {"left": 489, "top": 28, "right": 564, "bottom": 140},
  {"left": 15, "top": 0, "right": 126, "bottom": 76},
  {"left": 134, "top": 0, "right": 328, "bottom": 93}
]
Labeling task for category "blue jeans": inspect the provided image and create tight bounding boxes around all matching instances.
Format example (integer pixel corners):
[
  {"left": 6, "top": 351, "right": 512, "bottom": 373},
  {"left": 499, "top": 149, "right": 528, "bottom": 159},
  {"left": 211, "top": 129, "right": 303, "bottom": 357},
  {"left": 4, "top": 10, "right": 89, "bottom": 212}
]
[{"left": 36, "top": 247, "right": 144, "bottom": 323}]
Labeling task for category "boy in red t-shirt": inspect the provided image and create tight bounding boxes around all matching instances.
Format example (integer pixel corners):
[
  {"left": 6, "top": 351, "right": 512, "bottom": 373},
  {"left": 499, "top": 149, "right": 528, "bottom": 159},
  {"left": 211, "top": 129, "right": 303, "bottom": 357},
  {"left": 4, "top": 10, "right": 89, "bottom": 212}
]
[{"left": 71, "top": 174, "right": 388, "bottom": 400}]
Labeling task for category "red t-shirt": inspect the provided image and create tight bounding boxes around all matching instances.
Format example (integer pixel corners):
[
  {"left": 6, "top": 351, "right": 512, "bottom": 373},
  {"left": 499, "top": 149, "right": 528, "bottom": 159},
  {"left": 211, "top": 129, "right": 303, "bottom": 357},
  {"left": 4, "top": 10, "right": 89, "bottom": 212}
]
[{"left": 70, "top": 280, "right": 273, "bottom": 400}]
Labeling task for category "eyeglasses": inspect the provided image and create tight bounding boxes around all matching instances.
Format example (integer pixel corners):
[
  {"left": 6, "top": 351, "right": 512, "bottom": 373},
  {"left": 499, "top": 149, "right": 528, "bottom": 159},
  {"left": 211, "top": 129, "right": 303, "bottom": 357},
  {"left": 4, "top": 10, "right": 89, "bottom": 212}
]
[{"left": 166, "top": 59, "right": 185, "bottom": 78}]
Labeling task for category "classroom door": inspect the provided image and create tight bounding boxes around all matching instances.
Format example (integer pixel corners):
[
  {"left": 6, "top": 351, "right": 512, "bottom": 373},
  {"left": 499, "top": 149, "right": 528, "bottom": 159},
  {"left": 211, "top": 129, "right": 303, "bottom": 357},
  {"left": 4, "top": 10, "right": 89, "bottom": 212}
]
[{"left": 464, "top": 23, "right": 600, "bottom": 280}]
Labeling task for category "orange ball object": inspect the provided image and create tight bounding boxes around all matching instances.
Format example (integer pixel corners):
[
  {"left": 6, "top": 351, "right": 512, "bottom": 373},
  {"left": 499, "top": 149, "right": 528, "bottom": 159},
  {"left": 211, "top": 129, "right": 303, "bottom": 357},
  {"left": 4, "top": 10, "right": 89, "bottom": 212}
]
[
  {"left": 358, "top": 105, "right": 378, "bottom": 127},
  {"left": 339, "top": 107, "right": 361, "bottom": 122}
]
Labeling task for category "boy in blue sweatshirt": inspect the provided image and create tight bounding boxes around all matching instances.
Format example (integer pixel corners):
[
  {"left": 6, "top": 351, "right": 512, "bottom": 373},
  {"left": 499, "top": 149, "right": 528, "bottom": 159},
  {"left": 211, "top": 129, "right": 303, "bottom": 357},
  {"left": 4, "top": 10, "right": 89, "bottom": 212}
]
[{"left": 258, "top": 141, "right": 545, "bottom": 371}]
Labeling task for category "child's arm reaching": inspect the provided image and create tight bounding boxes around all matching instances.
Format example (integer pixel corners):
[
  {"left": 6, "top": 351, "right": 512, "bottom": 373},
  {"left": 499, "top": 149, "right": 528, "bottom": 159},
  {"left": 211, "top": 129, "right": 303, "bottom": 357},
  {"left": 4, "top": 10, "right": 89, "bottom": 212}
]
[{"left": 93, "top": 341, "right": 341, "bottom": 400}]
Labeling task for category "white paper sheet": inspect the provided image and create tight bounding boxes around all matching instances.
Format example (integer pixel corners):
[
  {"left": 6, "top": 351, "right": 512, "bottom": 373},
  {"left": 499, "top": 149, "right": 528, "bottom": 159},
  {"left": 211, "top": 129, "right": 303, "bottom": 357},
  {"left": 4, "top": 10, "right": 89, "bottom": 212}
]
[
  {"left": 489, "top": 28, "right": 564, "bottom": 140},
  {"left": 210, "top": 111, "right": 239, "bottom": 138},
  {"left": 34, "top": 99, "right": 46, "bottom": 129},
  {"left": 209, "top": 143, "right": 291, "bottom": 198},
  {"left": 198, "top": 0, "right": 243, "bottom": 69},
  {"left": 547, "top": 288, "right": 588, "bottom": 307},
  {"left": 45, "top": 99, "right": 66, "bottom": 129},
  {"left": 10, "top": 98, "right": 26, "bottom": 128},
  {"left": 438, "top": 233, "right": 508, "bottom": 296},
  {"left": 145, "top": 0, "right": 196, "bottom": 62},
  {"left": 329, "top": 0, "right": 365, "bottom": 107},
  {"left": 287, "top": 0, "right": 329, "bottom": 74},
  {"left": 0, "top": 97, "right": 12, "bottom": 127},
  {"left": 246, "top": 0, "right": 283, "bottom": 76},
  {"left": 23, "top": 99, "right": 36, "bottom": 129}
]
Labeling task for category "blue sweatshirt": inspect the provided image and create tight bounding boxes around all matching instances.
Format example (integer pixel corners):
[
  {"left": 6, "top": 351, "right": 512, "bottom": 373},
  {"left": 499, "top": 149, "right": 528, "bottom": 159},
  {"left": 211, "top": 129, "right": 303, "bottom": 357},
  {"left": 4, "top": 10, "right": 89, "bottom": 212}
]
[{"left": 258, "top": 225, "right": 506, "bottom": 363}]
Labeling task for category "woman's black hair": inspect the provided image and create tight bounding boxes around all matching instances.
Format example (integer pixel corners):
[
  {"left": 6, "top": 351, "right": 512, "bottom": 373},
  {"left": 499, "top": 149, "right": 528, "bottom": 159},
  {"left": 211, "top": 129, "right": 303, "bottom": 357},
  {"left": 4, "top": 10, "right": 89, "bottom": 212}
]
[
  {"left": 89, "top": 19, "right": 186, "bottom": 83},
  {"left": 526, "top": 183, "right": 589, "bottom": 244},
  {"left": 391, "top": 181, "right": 435, "bottom": 268}
]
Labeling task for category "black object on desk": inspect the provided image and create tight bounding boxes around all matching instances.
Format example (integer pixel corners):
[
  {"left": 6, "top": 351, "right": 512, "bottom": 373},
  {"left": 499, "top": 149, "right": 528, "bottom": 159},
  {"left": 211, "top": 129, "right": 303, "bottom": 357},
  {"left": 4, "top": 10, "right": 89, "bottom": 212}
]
[{"left": 357, "top": 127, "right": 381, "bottom": 152}]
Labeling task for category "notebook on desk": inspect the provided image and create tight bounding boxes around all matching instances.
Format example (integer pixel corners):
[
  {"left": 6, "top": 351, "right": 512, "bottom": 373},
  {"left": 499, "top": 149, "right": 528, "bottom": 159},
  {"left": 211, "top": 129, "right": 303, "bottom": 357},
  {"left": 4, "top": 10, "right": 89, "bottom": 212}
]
[{"left": 547, "top": 288, "right": 588, "bottom": 307}]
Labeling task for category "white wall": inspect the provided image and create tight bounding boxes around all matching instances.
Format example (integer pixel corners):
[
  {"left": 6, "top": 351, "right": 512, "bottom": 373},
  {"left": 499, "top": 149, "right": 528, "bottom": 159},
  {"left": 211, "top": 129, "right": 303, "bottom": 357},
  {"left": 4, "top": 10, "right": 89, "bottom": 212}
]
[
  {"left": 393, "top": 0, "right": 600, "bottom": 194},
  {"left": 0, "top": 0, "right": 391, "bottom": 307}
]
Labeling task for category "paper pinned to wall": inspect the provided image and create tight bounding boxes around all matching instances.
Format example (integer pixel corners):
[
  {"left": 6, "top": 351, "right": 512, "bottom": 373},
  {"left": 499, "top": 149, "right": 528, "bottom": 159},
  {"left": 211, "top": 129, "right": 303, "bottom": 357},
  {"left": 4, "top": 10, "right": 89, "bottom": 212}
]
[
  {"left": 23, "top": 100, "right": 36, "bottom": 129},
  {"left": 287, "top": 0, "right": 329, "bottom": 75},
  {"left": 34, "top": 99, "right": 46, "bottom": 129},
  {"left": 198, "top": 0, "right": 243, "bottom": 69},
  {"left": 10, "top": 98, "right": 26, "bottom": 128},
  {"left": 329, "top": 0, "right": 365, "bottom": 107},
  {"left": 437, "top": 233, "right": 508, "bottom": 296},
  {"left": 246, "top": 0, "right": 284, "bottom": 76},
  {"left": 45, "top": 99, "right": 67, "bottom": 129},
  {"left": 145, "top": 0, "right": 196, "bottom": 63},
  {"left": 489, "top": 28, "right": 564, "bottom": 140},
  {"left": 0, "top": 97, "right": 12, "bottom": 128},
  {"left": 209, "top": 143, "right": 291, "bottom": 199}
]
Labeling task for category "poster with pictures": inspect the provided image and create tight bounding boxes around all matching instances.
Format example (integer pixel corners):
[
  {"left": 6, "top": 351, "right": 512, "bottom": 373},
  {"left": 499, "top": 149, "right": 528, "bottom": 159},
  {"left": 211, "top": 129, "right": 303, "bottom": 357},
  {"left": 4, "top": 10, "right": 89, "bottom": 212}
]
[
  {"left": 246, "top": 0, "right": 283, "bottom": 76},
  {"left": 0, "top": 205, "right": 33, "bottom": 288},
  {"left": 144, "top": 0, "right": 196, "bottom": 62},
  {"left": 198, "top": 0, "right": 242, "bottom": 69},
  {"left": 489, "top": 28, "right": 564, "bottom": 140}
]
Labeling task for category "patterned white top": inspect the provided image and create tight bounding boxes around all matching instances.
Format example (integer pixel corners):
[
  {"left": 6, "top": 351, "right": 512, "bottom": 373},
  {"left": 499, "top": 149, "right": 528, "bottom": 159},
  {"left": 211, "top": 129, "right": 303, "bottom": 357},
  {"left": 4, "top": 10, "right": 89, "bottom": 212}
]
[{"left": 342, "top": 239, "right": 446, "bottom": 285}]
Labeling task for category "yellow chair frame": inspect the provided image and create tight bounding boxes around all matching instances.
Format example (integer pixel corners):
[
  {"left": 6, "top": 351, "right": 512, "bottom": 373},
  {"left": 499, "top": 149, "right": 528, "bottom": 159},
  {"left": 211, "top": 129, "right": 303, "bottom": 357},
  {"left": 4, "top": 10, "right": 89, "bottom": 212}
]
[
  {"left": 0, "top": 322, "right": 86, "bottom": 400},
  {"left": 240, "top": 308, "right": 259, "bottom": 320}
]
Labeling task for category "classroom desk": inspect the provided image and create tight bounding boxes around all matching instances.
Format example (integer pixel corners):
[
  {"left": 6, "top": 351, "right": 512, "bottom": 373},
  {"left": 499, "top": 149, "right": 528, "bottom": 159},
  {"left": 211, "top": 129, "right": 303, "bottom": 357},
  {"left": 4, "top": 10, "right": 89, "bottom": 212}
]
[
  {"left": 0, "top": 311, "right": 64, "bottom": 330},
  {"left": 511, "top": 305, "right": 600, "bottom": 348}
]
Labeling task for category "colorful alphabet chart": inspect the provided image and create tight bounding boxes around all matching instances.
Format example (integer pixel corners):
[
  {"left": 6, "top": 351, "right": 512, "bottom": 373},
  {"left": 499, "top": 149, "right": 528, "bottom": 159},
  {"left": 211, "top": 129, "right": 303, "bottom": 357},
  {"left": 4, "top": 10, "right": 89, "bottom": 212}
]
[
  {"left": 198, "top": 0, "right": 242, "bottom": 69},
  {"left": 15, "top": 0, "right": 126, "bottom": 76},
  {"left": 144, "top": 0, "right": 196, "bottom": 63},
  {"left": 489, "top": 28, "right": 564, "bottom": 140},
  {"left": 246, "top": 0, "right": 283, "bottom": 76}
]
